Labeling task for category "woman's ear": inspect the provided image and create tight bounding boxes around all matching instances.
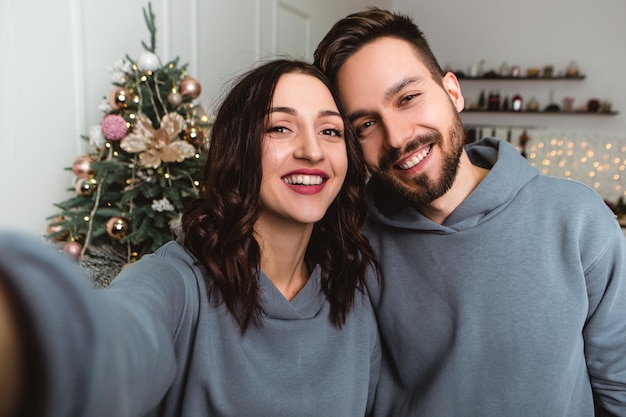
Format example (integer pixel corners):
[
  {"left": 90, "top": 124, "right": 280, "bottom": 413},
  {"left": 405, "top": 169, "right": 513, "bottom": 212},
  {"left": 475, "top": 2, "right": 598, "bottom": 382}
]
[{"left": 442, "top": 72, "right": 465, "bottom": 113}]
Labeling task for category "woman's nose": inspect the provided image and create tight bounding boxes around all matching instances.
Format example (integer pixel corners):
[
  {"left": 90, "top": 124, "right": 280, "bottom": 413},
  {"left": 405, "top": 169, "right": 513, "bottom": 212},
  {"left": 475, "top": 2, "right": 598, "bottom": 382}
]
[{"left": 294, "top": 130, "right": 324, "bottom": 162}]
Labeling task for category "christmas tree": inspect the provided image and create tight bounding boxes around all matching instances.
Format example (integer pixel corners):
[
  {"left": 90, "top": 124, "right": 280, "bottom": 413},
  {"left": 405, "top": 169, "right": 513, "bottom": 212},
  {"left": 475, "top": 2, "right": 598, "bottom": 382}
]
[{"left": 46, "top": 3, "right": 210, "bottom": 287}]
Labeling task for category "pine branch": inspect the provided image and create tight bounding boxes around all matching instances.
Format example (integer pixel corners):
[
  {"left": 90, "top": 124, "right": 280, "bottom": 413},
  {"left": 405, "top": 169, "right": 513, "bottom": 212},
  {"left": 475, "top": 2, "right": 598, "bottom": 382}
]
[
  {"left": 80, "top": 244, "right": 128, "bottom": 287},
  {"left": 82, "top": 170, "right": 107, "bottom": 257},
  {"left": 151, "top": 71, "right": 169, "bottom": 121},
  {"left": 141, "top": 2, "right": 157, "bottom": 52}
]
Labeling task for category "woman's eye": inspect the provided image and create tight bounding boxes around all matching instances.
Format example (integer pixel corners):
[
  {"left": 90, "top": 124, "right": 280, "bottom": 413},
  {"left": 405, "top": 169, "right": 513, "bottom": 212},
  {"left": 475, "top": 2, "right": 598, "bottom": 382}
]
[
  {"left": 321, "top": 128, "right": 343, "bottom": 137},
  {"left": 266, "top": 126, "right": 289, "bottom": 134}
]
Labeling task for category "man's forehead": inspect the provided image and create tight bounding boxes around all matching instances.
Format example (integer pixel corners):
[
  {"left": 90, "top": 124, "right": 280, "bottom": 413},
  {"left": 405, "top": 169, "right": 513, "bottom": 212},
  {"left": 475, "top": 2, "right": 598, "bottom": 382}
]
[{"left": 335, "top": 40, "right": 429, "bottom": 110}]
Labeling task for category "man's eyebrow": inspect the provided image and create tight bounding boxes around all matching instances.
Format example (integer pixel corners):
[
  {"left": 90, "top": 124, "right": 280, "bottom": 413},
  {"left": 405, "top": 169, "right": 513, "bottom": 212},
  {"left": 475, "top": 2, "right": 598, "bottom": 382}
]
[
  {"left": 384, "top": 77, "right": 421, "bottom": 102},
  {"left": 348, "top": 109, "right": 371, "bottom": 123},
  {"left": 347, "top": 76, "right": 422, "bottom": 122}
]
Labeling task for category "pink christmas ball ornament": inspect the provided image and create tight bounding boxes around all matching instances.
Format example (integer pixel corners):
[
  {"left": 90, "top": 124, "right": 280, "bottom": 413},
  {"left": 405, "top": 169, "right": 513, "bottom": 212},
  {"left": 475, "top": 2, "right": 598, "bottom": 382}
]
[{"left": 101, "top": 114, "right": 128, "bottom": 141}]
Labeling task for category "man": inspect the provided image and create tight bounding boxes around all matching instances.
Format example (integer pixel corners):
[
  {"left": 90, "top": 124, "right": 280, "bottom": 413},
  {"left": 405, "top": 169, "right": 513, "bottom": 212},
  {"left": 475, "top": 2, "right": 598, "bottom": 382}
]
[{"left": 314, "top": 8, "right": 626, "bottom": 417}]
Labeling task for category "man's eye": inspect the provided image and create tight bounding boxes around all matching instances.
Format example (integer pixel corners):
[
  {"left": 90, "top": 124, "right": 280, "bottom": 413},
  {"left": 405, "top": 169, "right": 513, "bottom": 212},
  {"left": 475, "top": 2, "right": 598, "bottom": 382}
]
[
  {"left": 321, "top": 128, "right": 343, "bottom": 137},
  {"left": 400, "top": 94, "right": 417, "bottom": 104},
  {"left": 356, "top": 120, "right": 375, "bottom": 135}
]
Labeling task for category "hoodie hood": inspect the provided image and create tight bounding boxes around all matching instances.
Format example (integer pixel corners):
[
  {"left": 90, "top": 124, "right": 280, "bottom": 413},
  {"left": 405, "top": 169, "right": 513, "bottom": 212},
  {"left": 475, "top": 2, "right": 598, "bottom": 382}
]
[{"left": 366, "top": 138, "right": 539, "bottom": 233}]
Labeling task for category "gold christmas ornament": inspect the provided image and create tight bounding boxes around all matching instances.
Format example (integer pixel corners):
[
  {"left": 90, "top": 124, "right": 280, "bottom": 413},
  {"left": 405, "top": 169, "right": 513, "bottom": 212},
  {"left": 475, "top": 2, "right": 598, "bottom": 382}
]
[
  {"left": 46, "top": 216, "right": 68, "bottom": 241},
  {"left": 108, "top": 87, "right": 128, "bottom": 110},
  {"left": 178, "top": 76, "right": 202, "bottom": 100},
  {"left": 71, "top": 156, "right": 94, "bottom": 179},
  {"left": 180, "top": 126, "right": 205, "bottom": 147},
  {"left": 106, "top": 217, "right": 129, "bottom": 239},
  {"left": 46, "top": 223, "right": 63, "bottom": 236},
  {"left": 63, "top": 241, "right": 83, "bottom": 258},
  {"left": 168, "top": 91, "right": 183, "bottom": 106},
  {"left": 75, "top": 177, "right": 97, "bottom": 196}
]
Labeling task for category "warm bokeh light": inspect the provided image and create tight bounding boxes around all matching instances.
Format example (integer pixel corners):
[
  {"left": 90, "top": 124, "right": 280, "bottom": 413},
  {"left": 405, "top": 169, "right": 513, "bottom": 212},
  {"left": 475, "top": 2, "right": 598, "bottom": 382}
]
[{"left": 526, "top": 132, "right": 626, "bottom": 202}]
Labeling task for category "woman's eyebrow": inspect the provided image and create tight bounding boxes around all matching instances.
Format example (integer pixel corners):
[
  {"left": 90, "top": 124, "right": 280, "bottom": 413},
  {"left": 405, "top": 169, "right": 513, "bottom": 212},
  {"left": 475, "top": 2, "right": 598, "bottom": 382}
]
[
  {"left": 269, "top": 106, "right": 296, "bottom": 115},
  {"left": 269, "top": 107, "right": 341, "bottom": 118},
  {"left": 318, "top": 109, "right": 341, "bottom": 118}
]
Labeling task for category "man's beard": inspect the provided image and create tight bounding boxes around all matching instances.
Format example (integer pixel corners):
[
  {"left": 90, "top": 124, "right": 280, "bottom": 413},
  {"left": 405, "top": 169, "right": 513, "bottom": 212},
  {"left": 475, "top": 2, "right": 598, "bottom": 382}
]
[{"left": 376, "top": 112, "right": 465, "bottom": 206}]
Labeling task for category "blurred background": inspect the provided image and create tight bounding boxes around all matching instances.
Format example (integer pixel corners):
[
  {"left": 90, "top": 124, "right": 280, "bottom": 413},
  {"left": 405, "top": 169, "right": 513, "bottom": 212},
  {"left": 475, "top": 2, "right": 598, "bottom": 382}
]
[{"left": 1, "top": 0, "right": 624, "bottom": 237}]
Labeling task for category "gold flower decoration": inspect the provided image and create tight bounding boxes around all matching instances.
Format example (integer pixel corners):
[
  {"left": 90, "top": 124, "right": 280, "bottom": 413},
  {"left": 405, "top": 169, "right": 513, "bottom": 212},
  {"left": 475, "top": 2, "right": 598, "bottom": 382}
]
[{"left": 120, "top": 112, "right": 196, "bottom": 169}]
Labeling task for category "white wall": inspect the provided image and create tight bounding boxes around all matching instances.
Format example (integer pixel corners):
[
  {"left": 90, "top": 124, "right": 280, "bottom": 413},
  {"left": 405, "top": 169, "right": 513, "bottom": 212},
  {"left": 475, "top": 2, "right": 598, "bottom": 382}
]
[
  {"left": 0, "top": 0, "right": 388, "bottom": 237},
  {"left": 391, "top": 0, "right": 626, "bottom": 136}
]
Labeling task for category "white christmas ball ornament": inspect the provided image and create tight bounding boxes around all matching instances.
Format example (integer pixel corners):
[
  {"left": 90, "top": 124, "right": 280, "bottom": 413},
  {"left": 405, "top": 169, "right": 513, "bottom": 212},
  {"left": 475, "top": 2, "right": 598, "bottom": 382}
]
[
  {"left": 138, "top": 51, "right": 161, "bottom": 71},
  {"left": 89, "top": 124, "right": 106, "bottom": 148}
]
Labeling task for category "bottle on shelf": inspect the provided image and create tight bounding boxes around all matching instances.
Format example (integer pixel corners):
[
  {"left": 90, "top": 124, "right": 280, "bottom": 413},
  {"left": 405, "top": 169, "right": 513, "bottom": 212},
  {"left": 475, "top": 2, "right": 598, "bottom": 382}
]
[
  {"left": 526, "top": 97, "right": 539, "bottom": 112},
  {"left": 565, "top": 60, "right": 580, "bottom": 78},
  {"left": 487, "top": 90, "right": 501, "bottom": 111},
  {"left": 512, "top": 94, "right": 523, "bottom": 112},
  {"left": 502, "top": 95, "right": 510, "bottom": 111},
  {"left": 478, "top": 90, "right": 486, "bottom": 109}
]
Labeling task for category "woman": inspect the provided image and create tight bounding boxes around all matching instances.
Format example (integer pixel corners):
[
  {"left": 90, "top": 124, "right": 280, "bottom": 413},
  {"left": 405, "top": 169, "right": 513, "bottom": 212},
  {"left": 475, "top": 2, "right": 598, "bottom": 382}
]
[{"left": 0, "top": 60, "right": 380, "bottom": 417}]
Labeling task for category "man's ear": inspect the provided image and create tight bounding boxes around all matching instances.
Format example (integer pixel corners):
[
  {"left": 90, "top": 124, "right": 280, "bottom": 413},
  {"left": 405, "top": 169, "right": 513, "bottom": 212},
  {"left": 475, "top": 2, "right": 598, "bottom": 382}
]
[{"left": 442, "top": 72, "right": 465, "bottom": 113}]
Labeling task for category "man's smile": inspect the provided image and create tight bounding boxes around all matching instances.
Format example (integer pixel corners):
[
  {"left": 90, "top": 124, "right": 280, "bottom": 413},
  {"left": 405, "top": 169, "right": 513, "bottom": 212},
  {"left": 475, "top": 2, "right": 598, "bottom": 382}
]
[{"left": 396, "top": 144, "right": 432, "bottom": 170}]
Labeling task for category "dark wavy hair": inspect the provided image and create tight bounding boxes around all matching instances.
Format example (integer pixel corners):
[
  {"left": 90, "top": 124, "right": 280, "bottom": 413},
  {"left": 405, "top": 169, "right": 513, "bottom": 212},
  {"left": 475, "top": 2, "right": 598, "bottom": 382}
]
[
  {"left": 313, "top": 7, "right": 444, "bottom": 85},
  {"left": 182, "top": 59, "right": 380, "bottom": 333}
]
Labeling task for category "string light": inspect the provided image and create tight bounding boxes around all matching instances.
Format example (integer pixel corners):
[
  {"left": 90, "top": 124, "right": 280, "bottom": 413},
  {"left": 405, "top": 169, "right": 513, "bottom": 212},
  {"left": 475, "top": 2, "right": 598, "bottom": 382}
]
[{"left": 527, "top": 132, "right": 626, "bottom": 203}]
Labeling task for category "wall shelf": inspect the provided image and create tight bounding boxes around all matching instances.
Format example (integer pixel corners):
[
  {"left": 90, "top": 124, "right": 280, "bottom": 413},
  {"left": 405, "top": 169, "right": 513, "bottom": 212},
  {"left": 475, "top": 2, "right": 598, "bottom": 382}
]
[
  {"left": 458, "top": 70, "right": 618, "bottom": 116},
  {"left": 458, "top": 75, "right": 586, "bottom": 81},
  {"left": 463, "top": 109, "right": 618, "bottom": 115}
]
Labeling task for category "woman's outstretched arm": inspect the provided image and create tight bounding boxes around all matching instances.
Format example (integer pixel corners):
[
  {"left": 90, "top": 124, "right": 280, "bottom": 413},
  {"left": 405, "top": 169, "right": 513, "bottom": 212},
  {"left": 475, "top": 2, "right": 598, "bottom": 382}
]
[{"left": 0, "top": 273, "right": 24, "bottom": 417}]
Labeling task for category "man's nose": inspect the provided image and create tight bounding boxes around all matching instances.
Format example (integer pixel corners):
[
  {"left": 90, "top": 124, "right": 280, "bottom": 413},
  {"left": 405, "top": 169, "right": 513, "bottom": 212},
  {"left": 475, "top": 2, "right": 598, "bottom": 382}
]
[{"left": 382, "top": 113, "right": 413, "bottom": 150}]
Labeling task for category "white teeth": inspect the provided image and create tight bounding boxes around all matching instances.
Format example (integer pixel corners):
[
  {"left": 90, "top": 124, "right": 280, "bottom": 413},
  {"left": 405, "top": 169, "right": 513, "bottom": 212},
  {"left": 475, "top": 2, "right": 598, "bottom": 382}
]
[
  {"left": 282, "top": 175, "right": 324, "bottom": 185},
  {"left": 399, "top": 146, "right": 431, "bottom": 170}
]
